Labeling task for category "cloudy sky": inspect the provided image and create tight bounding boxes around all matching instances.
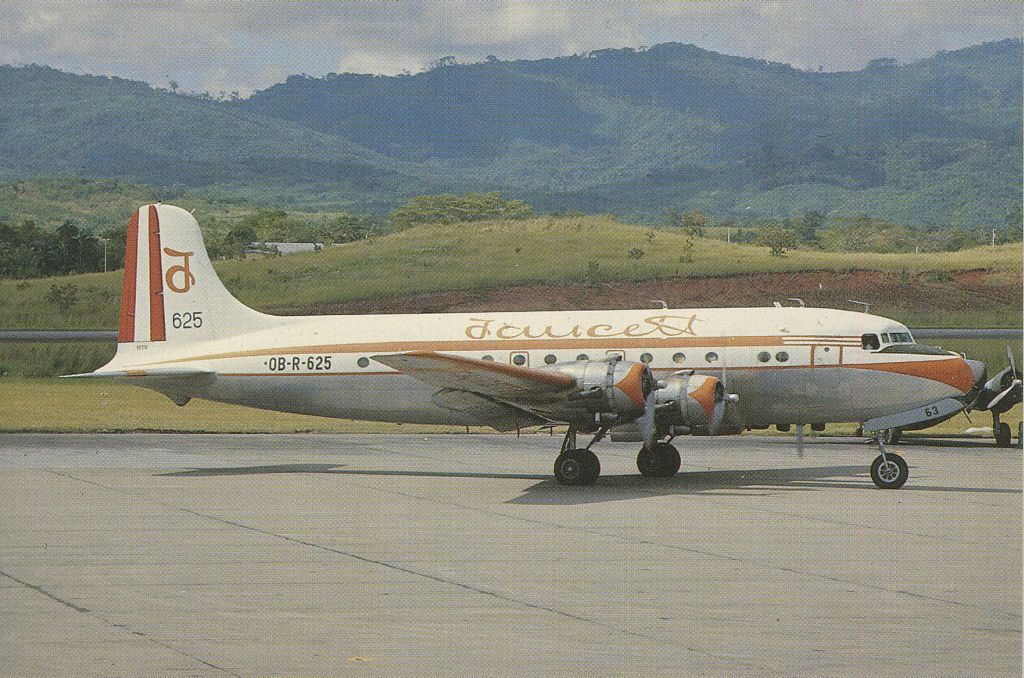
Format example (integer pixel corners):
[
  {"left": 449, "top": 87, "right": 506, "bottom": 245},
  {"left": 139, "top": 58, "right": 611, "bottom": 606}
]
[{"left": 2, "top": 1, "right": 1020, "bottom": 96}]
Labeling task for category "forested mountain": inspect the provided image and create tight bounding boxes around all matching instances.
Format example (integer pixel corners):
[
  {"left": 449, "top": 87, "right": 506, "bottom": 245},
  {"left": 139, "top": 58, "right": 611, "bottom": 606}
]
[{"left": 2, "top": 39, "right": 1020, "bottom": 225}]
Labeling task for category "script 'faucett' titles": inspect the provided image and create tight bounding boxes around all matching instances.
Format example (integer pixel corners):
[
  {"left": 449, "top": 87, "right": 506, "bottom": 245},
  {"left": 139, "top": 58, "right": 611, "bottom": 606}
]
[{"left": 464, "top": 314, "right": 703, "bottom": 340}]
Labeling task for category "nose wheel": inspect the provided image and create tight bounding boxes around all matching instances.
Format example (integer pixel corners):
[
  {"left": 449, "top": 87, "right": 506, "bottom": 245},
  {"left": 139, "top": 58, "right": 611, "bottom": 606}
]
[
  {"left": 637, "top": 442, "right": 681, "bottom": 478},
  {"left": 869, "top": 434, "right": 909, "bottom": 489}
]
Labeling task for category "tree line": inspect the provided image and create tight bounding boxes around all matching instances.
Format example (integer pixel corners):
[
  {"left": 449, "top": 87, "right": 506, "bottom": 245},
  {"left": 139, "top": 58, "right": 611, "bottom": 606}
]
[
  {"left": 1, "top": 192, "right": 1020, "bottom": 278},
  {"left": 0, "top": 192, "right": 534, "bottom": 279}
]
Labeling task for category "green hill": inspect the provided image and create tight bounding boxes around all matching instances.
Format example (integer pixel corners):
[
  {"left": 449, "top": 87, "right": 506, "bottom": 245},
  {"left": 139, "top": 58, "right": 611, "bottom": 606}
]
[
  {"left": 0, "top": 66, "right": 437, "bottom": 209},
  {"left": 1, "top": 39, "right": 1020, "bottom": 224},
  {"left": 1, "top": 215, "right": 1019, "bottom": 331}
]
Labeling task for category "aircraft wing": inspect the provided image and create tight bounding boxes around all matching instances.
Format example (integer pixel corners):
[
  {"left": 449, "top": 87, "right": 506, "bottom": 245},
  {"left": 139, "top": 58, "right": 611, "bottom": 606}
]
[{"left": 371, "top": 351, "right": 574, "bottom": 403}]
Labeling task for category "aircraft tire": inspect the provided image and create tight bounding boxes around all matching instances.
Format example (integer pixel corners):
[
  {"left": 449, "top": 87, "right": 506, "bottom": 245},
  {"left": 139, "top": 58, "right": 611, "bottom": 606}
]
[
  {"left": 637, "top": 448, "right": 658, "bottom": 477},
  {"left": 637, "top": 443, "right": 681, "bottom": 478},
  {"left": 653, "top": 443, "right": 681, "bottom": 478},
  {"left": 870, "top": 453, "right": 909, "bottom": 489},
  {"left": 554, "top": 449, "right": 600, "bottom": 486},
  {"left": 995, "top": 422, "right": 1012, "bottom": 448}
]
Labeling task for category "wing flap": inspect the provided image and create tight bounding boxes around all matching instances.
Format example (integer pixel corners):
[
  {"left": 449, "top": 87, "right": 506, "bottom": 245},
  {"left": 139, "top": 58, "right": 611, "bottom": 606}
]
[{"left": 430, "top": 389, "right": 548, "bottom": 431}]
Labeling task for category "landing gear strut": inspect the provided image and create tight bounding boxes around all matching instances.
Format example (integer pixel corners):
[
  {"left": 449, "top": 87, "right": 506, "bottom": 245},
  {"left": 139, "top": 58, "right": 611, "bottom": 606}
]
[
  {"left": 553, "top": 427, "right": 602, "bottom": 486},
  {"left": 869, "top": 434, "right": 909, "bottom": 489},
  {"left": 993, "top": 412, "right": 1013, "bottom": 448},
  {"left": 637, "top": 442, "right": 681, "bottom": 479}
]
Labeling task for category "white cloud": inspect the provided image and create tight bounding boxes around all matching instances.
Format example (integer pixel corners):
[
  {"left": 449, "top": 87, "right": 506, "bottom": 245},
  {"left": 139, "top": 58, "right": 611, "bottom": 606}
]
[{"left": 0, "top": 1, "right": 1019, "bottom": 95}]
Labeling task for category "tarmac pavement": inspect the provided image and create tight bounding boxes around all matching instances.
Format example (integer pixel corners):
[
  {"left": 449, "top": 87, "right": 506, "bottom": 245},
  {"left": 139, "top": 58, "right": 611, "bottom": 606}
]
[{"left": 0, "top": 433, "right": 1020, "bottom": 676}]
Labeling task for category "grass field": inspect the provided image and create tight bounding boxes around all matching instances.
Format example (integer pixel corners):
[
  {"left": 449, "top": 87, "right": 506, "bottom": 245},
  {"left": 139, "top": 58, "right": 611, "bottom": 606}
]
[
  {"left": 0, "top": 378, "right": 474, "bottom": 434},
  {"left": 1, "top": 215, "right": 1020, "bottom": 330},
  {"left": 2, "top": 377, "right": 1018, "bottom": 439}
]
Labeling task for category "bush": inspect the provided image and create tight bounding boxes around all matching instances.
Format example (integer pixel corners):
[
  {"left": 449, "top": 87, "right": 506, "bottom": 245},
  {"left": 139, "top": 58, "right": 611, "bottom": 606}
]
[
  {"left": 389, "top": 192, "right": 533, "bottom": 228},
  {"left": 755, "top": 224, "right": 798, "bottom": 256}
]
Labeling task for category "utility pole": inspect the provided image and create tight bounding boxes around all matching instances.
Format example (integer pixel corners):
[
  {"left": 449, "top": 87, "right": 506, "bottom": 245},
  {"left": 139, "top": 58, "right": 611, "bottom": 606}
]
[{"left": 100, "top": 238, "right": 108, "bottom": 272}]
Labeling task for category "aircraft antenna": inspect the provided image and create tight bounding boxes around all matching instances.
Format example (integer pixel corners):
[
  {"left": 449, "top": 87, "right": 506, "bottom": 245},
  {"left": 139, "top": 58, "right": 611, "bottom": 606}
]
[{"left": 847, "top": 300, "right": 871, "bottom": 313}]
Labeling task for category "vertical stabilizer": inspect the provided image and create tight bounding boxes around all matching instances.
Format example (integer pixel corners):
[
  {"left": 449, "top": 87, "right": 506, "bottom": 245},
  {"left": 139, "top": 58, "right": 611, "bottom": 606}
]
[{"left": 116, "top": 204, "right": 273, "bottom": 347}]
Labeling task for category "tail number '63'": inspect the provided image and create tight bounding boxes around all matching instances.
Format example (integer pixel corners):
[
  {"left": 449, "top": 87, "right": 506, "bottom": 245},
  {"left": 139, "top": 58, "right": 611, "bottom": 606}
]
[{"left": 171, "top": 312, "right": 202, "bottom": 329}]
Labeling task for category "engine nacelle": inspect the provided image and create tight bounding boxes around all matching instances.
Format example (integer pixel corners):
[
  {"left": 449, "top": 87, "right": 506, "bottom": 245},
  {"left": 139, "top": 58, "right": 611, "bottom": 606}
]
[
  {"left": 655, "top": 374, "right": 743, "bottom": 435},
  {"left": 541, "top": 358, "right": 657, "bottom": 428}
]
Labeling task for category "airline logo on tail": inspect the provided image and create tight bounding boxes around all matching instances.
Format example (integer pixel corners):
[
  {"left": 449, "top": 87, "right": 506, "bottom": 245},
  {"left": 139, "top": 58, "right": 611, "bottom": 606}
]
[{"left": 164, "top": 248, "right": 196, "bottom": 293}]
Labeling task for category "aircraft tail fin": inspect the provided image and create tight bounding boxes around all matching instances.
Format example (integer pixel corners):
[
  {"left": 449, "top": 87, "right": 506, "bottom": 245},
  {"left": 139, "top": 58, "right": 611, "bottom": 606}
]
[{"left": 115, "top": 204, "right": 273, "bottom": 347}]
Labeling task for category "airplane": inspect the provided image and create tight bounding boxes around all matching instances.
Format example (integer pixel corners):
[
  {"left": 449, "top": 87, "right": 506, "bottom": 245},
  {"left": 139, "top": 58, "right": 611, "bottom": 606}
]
[{"left": 68, "top": 204, "right": 985, "bottom": 489}]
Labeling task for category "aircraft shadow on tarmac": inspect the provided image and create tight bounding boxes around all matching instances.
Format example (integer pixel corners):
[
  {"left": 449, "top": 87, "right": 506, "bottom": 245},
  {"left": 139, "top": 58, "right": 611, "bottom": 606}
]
[{"left": 157, "top": 462, "right": 1020, "bottom": 505}]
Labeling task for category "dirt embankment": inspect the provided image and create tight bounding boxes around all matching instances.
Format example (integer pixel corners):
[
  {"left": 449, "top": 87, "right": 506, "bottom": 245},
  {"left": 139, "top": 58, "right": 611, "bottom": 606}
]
[{"left": 287, "top": 269, "right": 1021, "bottom": 322}]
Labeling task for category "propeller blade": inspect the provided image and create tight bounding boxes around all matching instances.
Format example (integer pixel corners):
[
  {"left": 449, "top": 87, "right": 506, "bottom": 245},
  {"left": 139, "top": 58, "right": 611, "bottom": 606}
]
[
  {"left": 1008, "top": 346, "right": 1018, "bottom": 377},
  {"left": 640, "top": 389, "right": 658, "bottom": 451},
  {"left": 987, "top": 380, "right": 1022, "bottom": 411}
]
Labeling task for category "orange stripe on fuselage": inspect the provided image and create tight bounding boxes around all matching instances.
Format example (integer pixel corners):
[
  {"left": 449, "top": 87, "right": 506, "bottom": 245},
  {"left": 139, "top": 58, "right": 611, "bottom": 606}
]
[
  {"left": 117, "top": 210, "right": 140, "bottom": 343},
  {"left": 148, "top": 205, "right": 166, "bottom": 342},
  {"left": 143, "top": 335, "right": 789, "bottom": 366},
  {"left": 857, "top": 357, "right": 974, "bottom": 394}
]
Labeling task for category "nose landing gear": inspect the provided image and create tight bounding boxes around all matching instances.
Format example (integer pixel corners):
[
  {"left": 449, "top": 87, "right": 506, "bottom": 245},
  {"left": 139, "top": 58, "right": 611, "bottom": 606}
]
[{"left": 869, "top": 434, "right": 909, "bottom": 489}]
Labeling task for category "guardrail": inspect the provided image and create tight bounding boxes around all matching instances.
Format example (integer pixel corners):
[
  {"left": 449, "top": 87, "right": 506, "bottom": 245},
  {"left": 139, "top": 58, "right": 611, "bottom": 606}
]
[
  {"left": 1, "top": 328, "right": 1020, "bottom": 342},
  {"left": 0, "top": 330, "right": 118, "bottom": 342}
]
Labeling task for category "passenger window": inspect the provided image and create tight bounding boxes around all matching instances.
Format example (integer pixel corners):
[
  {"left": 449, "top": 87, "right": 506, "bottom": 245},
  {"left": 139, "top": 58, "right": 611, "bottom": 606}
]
[
  {"left": 544, "top": 354, "right": 557, "bottom": 365},
  {"left": 576, "top": 353, "right": 589, "bottom": 361},
  {"left": 640, "top": 352, "right": 653, "bottom": 364},
  {"left": 672, "top": 352, "right": 686, "bottom": 364},
  {"left": 757, "top": 351, "right": 771, "bottom": 363},
  {"left": 511, "top": 353, "right": 527, "bottom": 366},
  {"left": 861, "top": 334, "right": 880, "bottom": 350}
]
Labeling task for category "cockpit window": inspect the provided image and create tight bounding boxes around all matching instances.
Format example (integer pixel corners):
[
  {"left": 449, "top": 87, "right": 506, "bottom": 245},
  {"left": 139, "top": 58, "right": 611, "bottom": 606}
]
[
  {"left": 880, "top": 333, "right": 890, "bottom": 343},
  {"left": 892, "top": 331, "right": 913, "bottom": 343},
  {"left": 861, "top": 333, "right": 880, "bottom": 350}
]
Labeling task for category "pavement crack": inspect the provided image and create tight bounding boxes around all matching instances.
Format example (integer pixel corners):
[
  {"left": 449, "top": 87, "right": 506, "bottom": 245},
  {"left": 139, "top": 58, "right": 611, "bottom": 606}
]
[
  {"left": 42, "top": 468, "right": 781, "bottom": 676},
  {"left": 0, "top": 566, "right": 241, "bottom": 677},
  {"left": 325, "top": 473, "right": 1024, "bottom": 623}
]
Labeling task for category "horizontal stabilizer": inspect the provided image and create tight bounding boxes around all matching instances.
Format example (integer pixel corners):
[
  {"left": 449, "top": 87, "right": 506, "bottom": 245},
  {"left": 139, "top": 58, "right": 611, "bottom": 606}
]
[{"left": 62, "top": 368, "right": 216, "bottom": 406}]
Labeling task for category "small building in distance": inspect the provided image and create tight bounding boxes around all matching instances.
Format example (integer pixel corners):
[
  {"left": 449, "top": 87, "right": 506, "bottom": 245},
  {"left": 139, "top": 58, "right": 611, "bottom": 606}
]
[{"left": 244, "top": 242, "right": 323, "bottom": 257}]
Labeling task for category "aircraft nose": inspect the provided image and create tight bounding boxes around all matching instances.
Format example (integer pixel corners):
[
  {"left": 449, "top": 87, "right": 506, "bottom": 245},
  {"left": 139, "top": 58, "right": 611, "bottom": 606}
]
[
  {"left": 942, "top": 356, "right": 977, "bottom": 395},
  {"left": 966, "top": 359, "right": 987, "bottom": 387}
]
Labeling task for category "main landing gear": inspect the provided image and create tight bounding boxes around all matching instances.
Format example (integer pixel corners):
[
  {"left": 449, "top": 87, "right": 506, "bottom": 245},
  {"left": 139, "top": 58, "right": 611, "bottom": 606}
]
[
  {"left": 553, "top": 428, "right": 602, "bottom": 486},
  {"left": 869, "top": 433, "right": 909, "bottom": 489},
  {"left": 636, "top": 442, "right": 681, "bottom": 478},
  {"left": 553, "top": 427, "right": 683, "bottom": 486}
]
